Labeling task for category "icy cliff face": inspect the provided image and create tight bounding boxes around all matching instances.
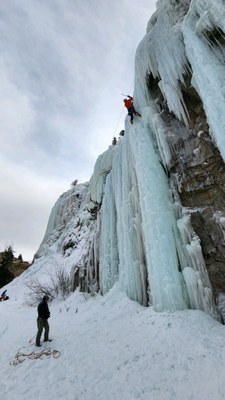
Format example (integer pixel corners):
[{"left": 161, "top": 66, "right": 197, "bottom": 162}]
[
  {"left": 28, "top": 0, "right": 225, "bottom": 320},
  {"left": 134, "top": 0, "right": 225, "bottom": 294}
]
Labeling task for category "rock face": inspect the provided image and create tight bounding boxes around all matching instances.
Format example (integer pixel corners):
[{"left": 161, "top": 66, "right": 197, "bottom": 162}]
[
  {"left": 151, "top": 93, "right": 225, "bottom": 295},
  {"left": 0, "top": 250, "right": 30, "bottom": 288},
  {"left": 146, "top": 75, "right": 225, "bottom": 294},
  {"left": 10, "top": 259, "right": 30, "bottom": 278},
  {"left": 168, "top": 89, "right": 225, "bottom": 293}
]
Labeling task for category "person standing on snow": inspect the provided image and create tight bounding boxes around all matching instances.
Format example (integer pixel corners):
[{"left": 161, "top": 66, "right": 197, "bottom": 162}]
[
  {"left": 123, "top": 95, "right": 141, "bottom": 124},
  {"left": 36, "top": 295, "right": 52, "bottom": 347}
]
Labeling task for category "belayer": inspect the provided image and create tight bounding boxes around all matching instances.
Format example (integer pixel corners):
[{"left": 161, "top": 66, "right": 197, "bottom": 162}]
[
  {"left": 36, "top": 295, "right": 52, "bottom": 347},
  {"left": 123, "top": 95, "right": 141, "bottom": 124}
]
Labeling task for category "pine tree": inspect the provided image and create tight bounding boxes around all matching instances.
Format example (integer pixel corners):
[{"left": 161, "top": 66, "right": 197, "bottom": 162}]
[{"left": 18, "top": 254, "right": 23, "bottom": 262}]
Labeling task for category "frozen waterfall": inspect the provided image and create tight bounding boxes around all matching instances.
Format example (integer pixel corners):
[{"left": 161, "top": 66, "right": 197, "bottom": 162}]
[{"left": 31, "top": 0, "right": 224, "bottom": 321}]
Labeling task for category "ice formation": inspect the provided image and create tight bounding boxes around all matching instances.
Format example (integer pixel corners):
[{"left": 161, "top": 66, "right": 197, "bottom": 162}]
[{"left": 28, "top": 0, "right": 225, "bottom": 320}]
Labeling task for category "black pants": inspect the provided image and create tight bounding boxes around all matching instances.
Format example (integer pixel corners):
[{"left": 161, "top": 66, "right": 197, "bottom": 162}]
[
  {"left": 128, "top": 106, "right": 138, "bottom": 122},
  {"left": 36, "top": 317, "right": 49, "bottom": 345}
]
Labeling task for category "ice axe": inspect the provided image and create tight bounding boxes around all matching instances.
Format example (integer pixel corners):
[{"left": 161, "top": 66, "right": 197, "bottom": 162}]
[{"left": 121, "top": 93, "right": 129, "bottom": 97}]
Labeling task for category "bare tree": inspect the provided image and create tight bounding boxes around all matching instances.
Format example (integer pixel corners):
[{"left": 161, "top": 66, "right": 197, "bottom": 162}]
[{"left": 25, "top": 267, "right": 71, "bottom": 306}]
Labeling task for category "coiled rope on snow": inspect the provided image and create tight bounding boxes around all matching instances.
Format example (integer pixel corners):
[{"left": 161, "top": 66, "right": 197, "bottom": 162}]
[{"left": 10, "top": 343, "right": 61, "bottom": 366}]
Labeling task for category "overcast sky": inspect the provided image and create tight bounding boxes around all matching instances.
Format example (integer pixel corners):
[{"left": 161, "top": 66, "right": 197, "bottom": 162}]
[{"left": 0, "top": 0, "right": 157, "bottom": 261}]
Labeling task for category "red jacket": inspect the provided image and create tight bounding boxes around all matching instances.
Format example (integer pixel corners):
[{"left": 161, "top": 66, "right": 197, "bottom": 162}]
[{"left": 124, "top": 96, "right": 133, "bottom": 109}]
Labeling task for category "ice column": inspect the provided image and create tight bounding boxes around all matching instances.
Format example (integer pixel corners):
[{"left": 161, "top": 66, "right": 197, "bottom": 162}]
[
  {"left": 115, "top": 137, "right": 148, "bottom": 306},
  {"left": 177, "top": 213, "right": 220, "bottom": 319},
  {"left": 99, "top": 137, "right": 148, "bottom": 306},
  {"left": 129, "top": 122, "right": 187, "bottom": 311},
  {"left": 99, "top": 172, "right": 119, "bottom": 294}
]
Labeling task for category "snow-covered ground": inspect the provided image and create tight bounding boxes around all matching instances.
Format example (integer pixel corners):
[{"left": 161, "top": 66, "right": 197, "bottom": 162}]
[{"left": 1, "top": 284, "right": 225, "bottom": 400}]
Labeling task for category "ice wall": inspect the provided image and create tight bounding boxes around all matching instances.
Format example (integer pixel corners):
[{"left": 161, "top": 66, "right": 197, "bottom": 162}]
[
  {"left": 94, "top": 115, "right": 217, "bottom": 317},
  {"left": 30, "top": 0, "right": 223, "bottom": 320},
  {"left": 135, "top": 0, "right": 225, "bottom": 162},
  {"left": 134, "top": 0, "right": 191, "bottom": 125},
  {"left": 183, "top": 0, "right": 225, "bottom": 160},
  {"left": 129, "top": 0, "right": 222, "bottom": 318},
  {"left": 93, "top": 0, "right": 220, "bottom": 317}
]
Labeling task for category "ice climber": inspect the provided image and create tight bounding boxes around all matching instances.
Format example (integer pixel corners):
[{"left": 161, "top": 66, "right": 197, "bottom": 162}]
[
  {"left": 36, "top": 295, "right": 52, "bottom": 347},
  {"left": 123, "top": 95, "right": 141, "bottom": 124}
]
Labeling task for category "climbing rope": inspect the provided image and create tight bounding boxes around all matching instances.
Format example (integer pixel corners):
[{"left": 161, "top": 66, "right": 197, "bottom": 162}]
[
  {"left": 10, "top": 344, "right": 61, "bottom": 366},
  {"left": 112, "top": 107, "right": 126, "bottom": 139},
  {"left": 111, "top": 87, "right": 134, "bottom": 140}
]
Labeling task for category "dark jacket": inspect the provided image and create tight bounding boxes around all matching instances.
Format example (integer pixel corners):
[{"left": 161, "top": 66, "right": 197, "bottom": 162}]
[{"left": 37, "top": 299, "right": 50, "bottom": 319}]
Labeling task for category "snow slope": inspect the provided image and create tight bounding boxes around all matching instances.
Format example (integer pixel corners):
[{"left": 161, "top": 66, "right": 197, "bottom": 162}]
[{"left": 1, "top": 286, "right": 225, "bottom": 400}]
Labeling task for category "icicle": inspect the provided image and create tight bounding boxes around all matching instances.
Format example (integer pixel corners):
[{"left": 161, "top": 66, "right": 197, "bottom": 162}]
[
  {"left": 134, "top": 0, "right": 190, "bottom": 125},
  {"left": 177, "top": 212, "right": 220, "bottom": 319},
  {"left": 99, "top": 172, "right": 119, "bottom": 295},
  {"left": 183, "top": 0, "right": 225, "bottom": 162}
]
